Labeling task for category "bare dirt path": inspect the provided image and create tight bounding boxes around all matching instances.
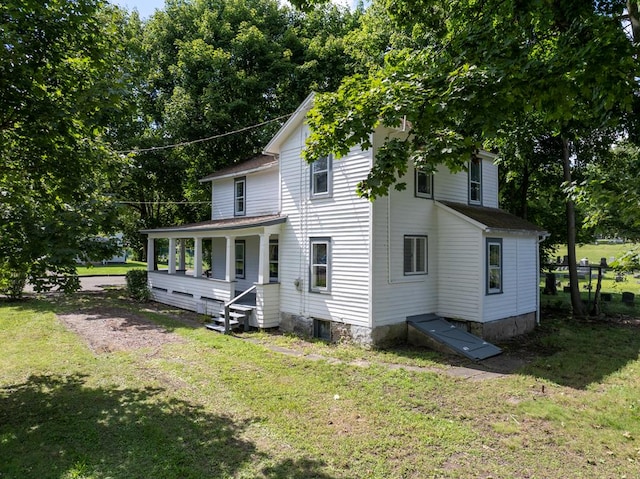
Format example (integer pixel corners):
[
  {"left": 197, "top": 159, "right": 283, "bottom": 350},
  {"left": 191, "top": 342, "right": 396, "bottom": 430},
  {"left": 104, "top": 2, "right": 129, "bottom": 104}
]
[{"left": 57, "top": 306, "right": 185, "bottom": 354}]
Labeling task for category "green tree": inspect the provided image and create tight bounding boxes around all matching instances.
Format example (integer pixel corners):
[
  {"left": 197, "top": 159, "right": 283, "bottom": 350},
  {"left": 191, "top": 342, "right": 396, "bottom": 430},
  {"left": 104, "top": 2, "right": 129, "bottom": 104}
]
[
  {"left": 303, "top": 0, "right": 638, "bottom": 317},
  {"left": 0, "top": 0, "right": 129, "bottom": 297},
  {"left": 110, "top": 0, "right": 360, "bottom": 260}
]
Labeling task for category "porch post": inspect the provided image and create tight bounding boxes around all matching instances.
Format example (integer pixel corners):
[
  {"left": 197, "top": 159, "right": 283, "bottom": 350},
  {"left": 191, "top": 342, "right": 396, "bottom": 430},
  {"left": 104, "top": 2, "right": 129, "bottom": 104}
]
[
  {"left": 257, "top": 232, "right": 270, "bottom": 284},
  {"left": 225, "top": 235, "right": 236, "bottom": 282},
  {"left": 147, "top": 237, "right": 155, "bottom": 272},
  {"left": 193, "top": 237, "right": 203, "bottom": 277},
  {"left": 178, "top": 239, "right": 186, "bottom": 271},
  {"left": 168, "top": 238, "right": 177, "bottom": 274}
]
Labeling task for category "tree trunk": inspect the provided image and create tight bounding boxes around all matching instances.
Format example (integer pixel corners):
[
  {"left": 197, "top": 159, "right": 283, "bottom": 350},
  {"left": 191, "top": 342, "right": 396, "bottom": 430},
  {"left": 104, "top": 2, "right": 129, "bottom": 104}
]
[
  {"left": 562, "top": 137, "right": 586, "bottom": 318},
  {"left": 628, "top": 0, "right": 640, "bottom": 45},
  {"left": 590, "top": 266, "right": 603, "bottom": 317}
]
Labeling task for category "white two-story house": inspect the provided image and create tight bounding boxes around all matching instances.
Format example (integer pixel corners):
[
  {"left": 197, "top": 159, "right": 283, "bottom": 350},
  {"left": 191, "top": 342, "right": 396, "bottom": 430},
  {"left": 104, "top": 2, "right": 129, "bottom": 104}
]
[{"left": 142, "top": 94, "right": 546, "bottom": 346}]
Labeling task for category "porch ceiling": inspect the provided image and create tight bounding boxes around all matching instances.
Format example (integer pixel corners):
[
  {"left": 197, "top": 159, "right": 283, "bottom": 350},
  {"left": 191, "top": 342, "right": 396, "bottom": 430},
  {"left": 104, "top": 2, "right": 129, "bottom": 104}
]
[{"left": 142, "top": 214, "right": 286, "bottom": 238}]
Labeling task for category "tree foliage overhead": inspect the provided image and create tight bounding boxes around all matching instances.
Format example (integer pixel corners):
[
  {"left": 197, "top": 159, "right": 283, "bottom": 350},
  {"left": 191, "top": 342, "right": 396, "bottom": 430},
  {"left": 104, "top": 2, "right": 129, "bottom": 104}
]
[
  {"left": 0, "top": 0, "right": 131, "bottom": 297},
  {"left": 109, "top": 0, "right": 361, "bottom": 259},
  {"left": 304, "top": 0, "right": 637, "bottom": 199}
]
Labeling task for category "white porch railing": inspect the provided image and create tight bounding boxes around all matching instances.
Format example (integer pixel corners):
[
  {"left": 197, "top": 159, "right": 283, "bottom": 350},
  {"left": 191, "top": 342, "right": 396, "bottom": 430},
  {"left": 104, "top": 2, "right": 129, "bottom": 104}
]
[{"left": 147, "top": 271, "right": 281, "bottom": 329}]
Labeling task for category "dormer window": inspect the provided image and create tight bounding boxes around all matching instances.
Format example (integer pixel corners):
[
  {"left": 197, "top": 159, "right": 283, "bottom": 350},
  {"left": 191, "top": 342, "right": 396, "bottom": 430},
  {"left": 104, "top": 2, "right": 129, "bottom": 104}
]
[
  {"left": 469, "top": 156, "right": 481, "bottom": 205},
  {"left": 234, "top": 177, "right": 246, "bottom": 216},
  {"left": 311, "top": 155, "right": 332, "bottom": 198}
]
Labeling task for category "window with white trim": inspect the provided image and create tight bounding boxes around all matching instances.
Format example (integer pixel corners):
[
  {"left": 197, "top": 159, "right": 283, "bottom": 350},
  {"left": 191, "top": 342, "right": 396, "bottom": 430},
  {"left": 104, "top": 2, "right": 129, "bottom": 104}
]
[
  {"left": 487, "top": 238, "right": 502, "bottom": 294},
  {"left": 469, "top": 156, "right": 481, "bottom": 205},
  {"left": 311, "top": 155, "right": 332, "bottom": 197},
  {"left": 269, "top": 239, "right": 278, "bottom": 282},
  {"left": 234, "top": 177, "right": 246, "bottom": 216},
  {"left": 235, "top": 240, "right": 245, "bottom": 279},
  {"left": 310, "top": 238, "right": 331, "bottom": 292},
  {"left": 404, "top": 235, "right": 428, "bottom": 275},
  {"left": 415, "top": 170, "right": 433, "bottom": 199}
]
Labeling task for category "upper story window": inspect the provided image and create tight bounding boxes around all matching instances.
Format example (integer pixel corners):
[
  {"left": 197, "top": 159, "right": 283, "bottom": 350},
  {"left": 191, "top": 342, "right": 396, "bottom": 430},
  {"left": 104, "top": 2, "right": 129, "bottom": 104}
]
[
  {"left": 311, "top": 155, "right": 332, "bottom": 198},
  {"left": 234, "top": 177, "right": 246, "bottom": 216},
  {"left": 469, "top": 156, "right": 481, "bottom": 205},
  {"left": 415, "top": 170, "right": 433, "bottom": 199},
  {"left": 487, "top": 238, "right": 502, "bottom": 294}
]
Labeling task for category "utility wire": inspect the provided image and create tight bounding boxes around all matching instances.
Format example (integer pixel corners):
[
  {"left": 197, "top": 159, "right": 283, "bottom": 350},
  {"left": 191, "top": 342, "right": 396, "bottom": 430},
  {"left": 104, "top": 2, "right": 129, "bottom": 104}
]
[
  {"left": 115, "top": 113, "right": 293, "bottom": 155},
  {"left": 115, "top": 201, "right": 210, "bottom": 205}
]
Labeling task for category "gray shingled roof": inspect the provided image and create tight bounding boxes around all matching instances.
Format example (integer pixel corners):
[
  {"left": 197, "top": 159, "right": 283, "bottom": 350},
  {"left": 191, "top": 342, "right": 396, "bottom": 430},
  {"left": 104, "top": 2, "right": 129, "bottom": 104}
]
[
  {"left": 439, "top": 201, "right": 546, "bottom": 233},
  {"left": 141, "top": 214, "right": 286, "bottom": 234},
  {"left": 199, "top": 154, "right": 277, "bottom": 182}
]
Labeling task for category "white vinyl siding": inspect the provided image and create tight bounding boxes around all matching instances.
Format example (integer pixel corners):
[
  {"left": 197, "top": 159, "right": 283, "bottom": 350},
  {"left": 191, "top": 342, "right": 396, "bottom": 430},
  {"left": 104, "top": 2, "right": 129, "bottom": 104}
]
[
  {"left": 370, "top": 154, "right": 438, "bottom": 327},
  {"left": 211, "top": 167, "right": 279, "bottom": 220},
  {"left": 483, "top": 235, "right": 539, "bottom": 322},
  {"left": 432, "top": 157, "right": 499, "bottom": 207},
  {"left": 436, "top": 207, "right": 483, "bottom": 322},
  {"left": 279, "top": 124, "right": 372, "bottom": 327}
]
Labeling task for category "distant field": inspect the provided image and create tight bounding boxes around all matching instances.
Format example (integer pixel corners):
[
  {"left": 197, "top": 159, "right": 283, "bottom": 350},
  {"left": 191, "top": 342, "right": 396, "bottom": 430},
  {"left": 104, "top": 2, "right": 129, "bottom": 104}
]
[{"left": 550, "top": 243, "right": 637, "bottom": 265}]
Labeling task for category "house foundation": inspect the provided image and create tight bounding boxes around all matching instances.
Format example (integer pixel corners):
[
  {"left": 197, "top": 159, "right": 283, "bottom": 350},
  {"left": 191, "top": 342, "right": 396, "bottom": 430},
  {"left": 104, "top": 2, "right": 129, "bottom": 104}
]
[
  {"left": 448, "top": 311, "right": 537, "bottom": 342},
  {"left": 279, "top": 312, "right": 408, "bottom": 348}
]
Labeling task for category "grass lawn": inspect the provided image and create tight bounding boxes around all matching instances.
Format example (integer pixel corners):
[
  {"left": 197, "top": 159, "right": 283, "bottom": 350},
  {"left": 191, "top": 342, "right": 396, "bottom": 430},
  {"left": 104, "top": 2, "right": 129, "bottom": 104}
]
[
  {"left": 2, "top": 291, "right": 640, "bottom": 478},
  {"left": 75, "top": 261, "right": 148, "bottom": 276}
]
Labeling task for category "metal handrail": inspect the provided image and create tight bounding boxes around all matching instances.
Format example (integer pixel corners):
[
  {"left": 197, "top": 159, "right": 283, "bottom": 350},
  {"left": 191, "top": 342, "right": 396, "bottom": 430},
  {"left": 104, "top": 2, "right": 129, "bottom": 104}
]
[{"left": 223, "top": 284, "right": 256, "bottom": 333}]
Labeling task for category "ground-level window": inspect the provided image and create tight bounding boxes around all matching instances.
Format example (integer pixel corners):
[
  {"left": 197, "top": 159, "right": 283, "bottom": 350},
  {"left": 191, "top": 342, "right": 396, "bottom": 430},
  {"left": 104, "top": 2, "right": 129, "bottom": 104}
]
[
  {"left": 487, "top": 238, "right": 502, "bottom": 294},
  {"left": 311, "top": 155, "right": 332, "bottom": 198},
  {"left": 310, "top": 237, "right": 331, "bottom": 292},
  {"left": 415, "top": 170, "right": 433, "bottom": 199},
  {"left": 235, "top": 240, "right": 245, "bottom": 279},
  {"left": 469, "top": 156, "right": 481, "bottom": 205},
  {"left": 269, "top": 239, "right": 278, "bottom": 282},
  {"left": 404, "top": 235, "right": 428, "bottom": 275},
  {"left": 234, "top": 177, "right": 246, "bottom": 216},
  {"left": 313, "top": 318, "right": 331, "bottom": 341}
]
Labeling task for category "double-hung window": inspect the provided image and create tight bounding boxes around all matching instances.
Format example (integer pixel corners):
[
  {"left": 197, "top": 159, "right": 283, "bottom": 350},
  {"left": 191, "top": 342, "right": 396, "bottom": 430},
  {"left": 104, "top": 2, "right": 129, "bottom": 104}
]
[
  {"left": 404, "top": 235, "right": 428, "bottom": 275},
  {"left": 235, "top": 240, "right": 245, "bottom": 279},
  {"left": 269, "top": 240, "right": 279, "bottom": 282},
  {"left": 311, "top": 155, "right": 332, "bottom": 198},
  {"left": 415, "top": 170, "right": 433, "bottom": 199},
  {"left": 487, "top": 238, "right": 502, "bottom": 294},
  {"left": 469, "top": 156, "right": 481, "bottom": 205},
  {"left": 234, "top": 177, "right": 246, "bottom": 216},
  {"left": 310, "top": 238, "right": 331, "bottom": 292}
]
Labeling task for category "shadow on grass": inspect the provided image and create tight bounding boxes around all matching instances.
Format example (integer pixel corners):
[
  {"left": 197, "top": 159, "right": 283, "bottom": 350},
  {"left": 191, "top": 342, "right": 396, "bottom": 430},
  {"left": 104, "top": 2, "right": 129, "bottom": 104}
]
[{"left": 0, "top": 374, "right": 336, "bottom": 479}]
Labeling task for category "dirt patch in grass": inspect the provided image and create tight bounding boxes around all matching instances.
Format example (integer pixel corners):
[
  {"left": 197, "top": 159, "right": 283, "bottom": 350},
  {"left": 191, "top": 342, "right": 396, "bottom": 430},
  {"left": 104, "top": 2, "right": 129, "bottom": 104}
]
[{"left": 57, "top": 306, "right": 185, "bottom": 354}]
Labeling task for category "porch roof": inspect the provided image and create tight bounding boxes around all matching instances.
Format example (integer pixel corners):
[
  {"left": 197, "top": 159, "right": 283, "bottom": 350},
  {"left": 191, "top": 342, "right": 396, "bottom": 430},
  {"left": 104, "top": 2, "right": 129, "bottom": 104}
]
[
  {"left": 141, "top": 214, "right": 286, "bottom": 236},
  {"left": 437, "top": 201, "right": 546, "bottom": 235}
]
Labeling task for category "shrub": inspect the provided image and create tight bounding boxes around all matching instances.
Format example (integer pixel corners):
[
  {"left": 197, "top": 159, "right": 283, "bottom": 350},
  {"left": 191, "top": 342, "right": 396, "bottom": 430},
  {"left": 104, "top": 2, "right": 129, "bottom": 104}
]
[{"left": 126, "top": 270, "right": 150, "bottom": 302}]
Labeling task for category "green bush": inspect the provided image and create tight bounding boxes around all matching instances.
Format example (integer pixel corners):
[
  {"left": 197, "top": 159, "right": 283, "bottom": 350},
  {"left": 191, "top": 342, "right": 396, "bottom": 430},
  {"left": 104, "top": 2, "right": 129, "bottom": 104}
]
[
  {"left": 0, "top": 265, "right": 27, "bottom": 300},
  {"left": 126, "top": 270, "right": 150, "bottom": 302}
]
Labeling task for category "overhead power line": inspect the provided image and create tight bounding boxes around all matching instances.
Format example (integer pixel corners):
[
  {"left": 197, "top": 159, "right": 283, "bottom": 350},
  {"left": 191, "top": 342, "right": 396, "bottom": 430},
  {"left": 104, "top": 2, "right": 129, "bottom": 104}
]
[{"left": 115, "top": 113, "right": 294, "bottom": 155}]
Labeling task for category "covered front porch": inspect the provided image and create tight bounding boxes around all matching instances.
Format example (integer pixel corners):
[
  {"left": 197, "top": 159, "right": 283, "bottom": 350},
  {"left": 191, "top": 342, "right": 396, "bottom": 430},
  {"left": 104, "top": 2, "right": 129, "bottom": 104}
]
[{"left": 142, "top": 215, "right": 286, "bottom": 329}]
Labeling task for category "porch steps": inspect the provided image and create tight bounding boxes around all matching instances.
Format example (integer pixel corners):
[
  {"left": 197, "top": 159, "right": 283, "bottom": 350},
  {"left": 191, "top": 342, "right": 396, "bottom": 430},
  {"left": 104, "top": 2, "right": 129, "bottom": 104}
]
[
  {"left": 407, "top": 314, "right": 502, "bottom": 361},
  {"left": 205, "top": 304, "right": 255, "bottom": 334}
]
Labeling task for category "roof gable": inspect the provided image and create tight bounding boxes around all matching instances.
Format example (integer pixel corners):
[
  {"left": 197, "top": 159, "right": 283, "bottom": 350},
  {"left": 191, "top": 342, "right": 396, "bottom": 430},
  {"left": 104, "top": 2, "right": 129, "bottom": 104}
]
[{"left": 263, "top": 92, "right": 315, "bottom": 155}]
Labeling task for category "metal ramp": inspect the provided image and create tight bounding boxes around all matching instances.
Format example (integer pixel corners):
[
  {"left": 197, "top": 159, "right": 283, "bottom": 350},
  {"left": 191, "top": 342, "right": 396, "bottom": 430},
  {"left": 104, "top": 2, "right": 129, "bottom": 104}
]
[{"left": 407, "top": 314, "right": 502, "bottom": 361}]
